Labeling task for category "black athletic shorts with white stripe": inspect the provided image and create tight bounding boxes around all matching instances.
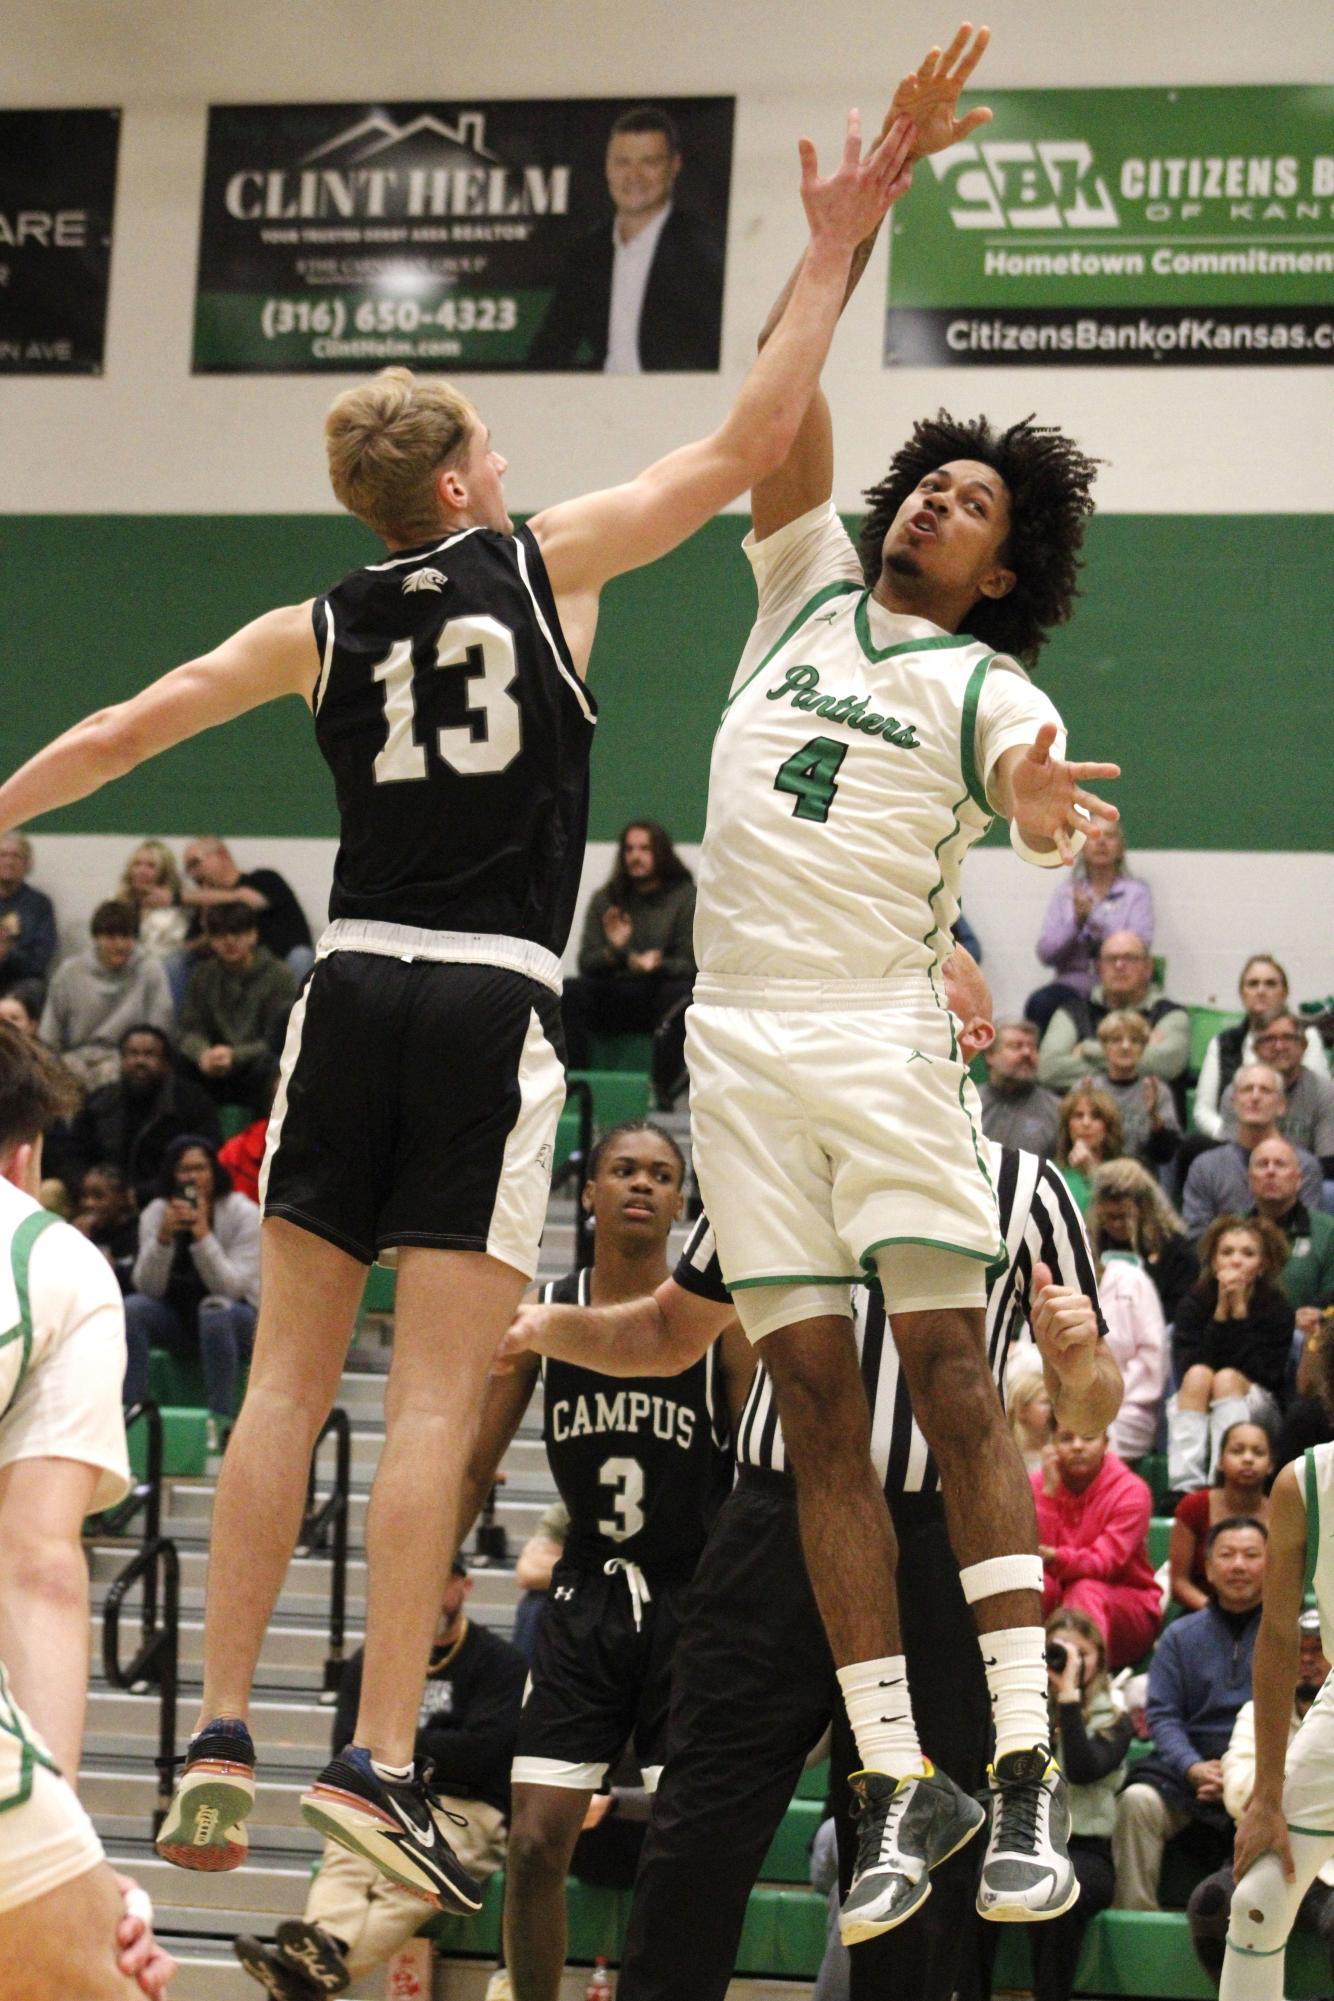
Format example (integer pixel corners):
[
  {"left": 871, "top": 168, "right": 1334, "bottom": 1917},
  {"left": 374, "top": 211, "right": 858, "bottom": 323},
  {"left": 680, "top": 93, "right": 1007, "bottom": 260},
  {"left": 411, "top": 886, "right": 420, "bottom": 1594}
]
[
  {"left": 511, "top": 1559, "right": 690, "bottom": 1793},
  {"left": 261, "top": 936, "right": 565, "bottom": 1272}
]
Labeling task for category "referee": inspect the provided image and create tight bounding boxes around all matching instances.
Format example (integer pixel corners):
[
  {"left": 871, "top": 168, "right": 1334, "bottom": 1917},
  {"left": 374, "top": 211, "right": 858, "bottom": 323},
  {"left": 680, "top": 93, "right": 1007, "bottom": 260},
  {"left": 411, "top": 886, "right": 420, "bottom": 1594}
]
[{"left": 507, "top": 950, "right": 1123, "bottom": 1999}]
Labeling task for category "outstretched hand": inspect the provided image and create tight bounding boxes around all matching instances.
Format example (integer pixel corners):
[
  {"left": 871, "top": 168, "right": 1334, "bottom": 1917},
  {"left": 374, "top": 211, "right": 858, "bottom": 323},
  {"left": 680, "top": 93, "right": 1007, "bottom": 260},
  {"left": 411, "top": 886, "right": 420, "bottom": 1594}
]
[
  {"left": 492, "top": 1303, "right": 547, "bottom": 1376},
  {"left": 1009, "top": 724, "right": 1120, "bottom": 866},
  {"left": 888, "top": 23, "right": 994, "bottom": 160},
  {"left": 799, "top": 111, "right": 916, "bottom": 250}
]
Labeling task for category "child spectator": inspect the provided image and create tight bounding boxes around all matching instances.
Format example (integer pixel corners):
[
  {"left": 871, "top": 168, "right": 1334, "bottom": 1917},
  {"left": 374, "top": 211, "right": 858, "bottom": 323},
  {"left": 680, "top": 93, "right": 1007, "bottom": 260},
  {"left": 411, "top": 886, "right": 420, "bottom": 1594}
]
[
  {"left": 1056, "top": 1084, "right": 1123, "bottom": 1214},
  {"left": 1169, "top": 1215, "right": 1296, "bottom": 1492},
  {"left": 1169, "top": 1420, "right": 1272, "bottom": 1613},
  {"left": 1035, "top": 1426, "right": 1161, "bottom": 1671},
  {"left": 1097, "top": 1252, "right": 1168, "bottom": 1462},
  {"left": 70, "top": 1164, "right": 140, "bottom": 1297},
  {"left": 1089, "top": 1159, "right": 1199, "bottom": 1323},
  {"left": 1037, "top": 1609, "right": 1133, "bottom": 2001},
  {"left": 1092, "top": 1010, "right": 1181, "bottom": 1170},
  {"left": 122, "top": 1133, "right": 259, "bottom": 1446},
  {"left": 39, "top": 900, "right": 173, "bottom": 1091},
  {"left": 1007, "top": 1353, "right": 1056, "bottom": 1474}
]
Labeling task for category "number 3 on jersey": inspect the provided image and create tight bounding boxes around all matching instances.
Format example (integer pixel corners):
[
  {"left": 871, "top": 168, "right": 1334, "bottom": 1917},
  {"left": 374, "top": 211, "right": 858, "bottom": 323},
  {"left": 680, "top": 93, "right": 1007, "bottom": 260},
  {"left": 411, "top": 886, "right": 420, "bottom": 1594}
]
[
  {"left": 373, "top": 615, "right": 522, "bottom": 783},
  {"left": 597, "top": 1456, "right": 645, "bottom": 1542},
  {"left": 774, "top": 735, "right": 848, "bottom": 823}
]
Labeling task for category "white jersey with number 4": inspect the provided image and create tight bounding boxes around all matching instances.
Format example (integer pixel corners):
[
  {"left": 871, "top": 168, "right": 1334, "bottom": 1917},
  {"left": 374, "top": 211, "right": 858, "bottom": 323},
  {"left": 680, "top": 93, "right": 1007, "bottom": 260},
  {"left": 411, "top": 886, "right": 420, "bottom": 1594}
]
[{"left": 694, "top": 502, "right": 1069, "bottom": 987}]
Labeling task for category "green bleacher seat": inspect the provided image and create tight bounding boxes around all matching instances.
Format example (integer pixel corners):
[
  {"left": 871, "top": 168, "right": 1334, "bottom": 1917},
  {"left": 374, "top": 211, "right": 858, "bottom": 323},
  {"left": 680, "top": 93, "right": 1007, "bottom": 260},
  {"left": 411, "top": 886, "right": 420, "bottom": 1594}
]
[
  {"left": 586, "top": 1031, "right": 654, "bottom": 1074},
  {"left": 1188, "top": 1004, "right": 1242, "bottom": 1077},
  {"left": 127, "top": 1405, "right": 209, "bottom": 1478},
  {"left": 1131, "top": 1452, "right": 1171, "bottom": 1513},
  {"left": 759, "top": 1797, "right": 822, "bottom": 1882},
  {"left": 995, "top": 1910, "right": 1334, "bottom": 1998},
  {"left": 218, "top": 1101, "right": 252, "bottom": 1140},
  {"left": 569, "top": 1069, "right": 651, "bottom": 1133},
  {"left": 148, "top": 1348, "right": 206, "bottom": 1408},
  {"left": 1147, "top": 1515, "right": 1174, "bottom": 1570},
  {"left": 359, "top": 1263, "right": 396, "bottom": 1315},
  {"left": 794, "top": 1755, "right": 828, "bottom": 1802}
]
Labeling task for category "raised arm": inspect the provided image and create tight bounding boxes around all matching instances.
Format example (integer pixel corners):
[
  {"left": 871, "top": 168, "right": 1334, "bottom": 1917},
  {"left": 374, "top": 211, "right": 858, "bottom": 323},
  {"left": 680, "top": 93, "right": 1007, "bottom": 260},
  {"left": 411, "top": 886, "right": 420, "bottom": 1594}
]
[
  {"left": 501, "top": 1277, "right": 735, "bottom": 1380},
  {"left": 1232, "top": 1461, "right": 1308, "bottom": 1882},
  {"left": 527, "top": 111, "right": 915, "bottom": 664},
  {"left": 0, "top": 602, "right": 320, "bottom": 832},
  {"left": 752, "top": 22, "right": 993, "bottom": 540},
  {"left": 990, "top": 725, "right": 1121, "bottom": 868}
]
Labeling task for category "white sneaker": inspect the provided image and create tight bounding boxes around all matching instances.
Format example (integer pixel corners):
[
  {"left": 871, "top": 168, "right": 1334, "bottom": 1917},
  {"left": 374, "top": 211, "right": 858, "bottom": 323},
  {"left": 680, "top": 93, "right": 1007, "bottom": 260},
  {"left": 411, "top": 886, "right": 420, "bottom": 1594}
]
[
  {"left": 484, "top": 1974, "right": 513, "bottom": 2000},
  {"left": 976, "top": 1745, "right": 1078, "bottom": 1922}
]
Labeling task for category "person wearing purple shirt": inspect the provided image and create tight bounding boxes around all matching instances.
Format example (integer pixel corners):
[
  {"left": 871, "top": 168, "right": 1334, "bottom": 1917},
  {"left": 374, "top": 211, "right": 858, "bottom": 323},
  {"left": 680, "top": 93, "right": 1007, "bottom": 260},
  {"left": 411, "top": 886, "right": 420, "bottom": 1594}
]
[{"left": 1027, "top": 824, "right": 1154, "bottom": 1034}]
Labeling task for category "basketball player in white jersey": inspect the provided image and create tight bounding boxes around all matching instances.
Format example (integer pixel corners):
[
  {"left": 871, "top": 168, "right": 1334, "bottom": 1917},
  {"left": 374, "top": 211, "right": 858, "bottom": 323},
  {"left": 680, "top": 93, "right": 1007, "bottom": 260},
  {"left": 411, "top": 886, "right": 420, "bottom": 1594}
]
[
  {"left": 683, "top": 26, "right": 1122, "bottom": 1941},
  {"left": 1220, "top": 1340, "right": 1334, "bottom": 2000},
  {"left": 0, "top": 1022, "right": 175, "bottom": 1997},
  {"left": 0, "top": 110, "right": 919, "bottom": 1909}
]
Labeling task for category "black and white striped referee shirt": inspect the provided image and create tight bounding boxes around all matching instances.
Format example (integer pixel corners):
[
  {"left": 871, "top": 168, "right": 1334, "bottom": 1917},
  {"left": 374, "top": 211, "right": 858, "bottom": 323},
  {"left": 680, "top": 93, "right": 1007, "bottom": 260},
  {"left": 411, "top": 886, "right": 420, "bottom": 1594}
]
[{"left": 672, "top": 1141, "right": 1104, "bottom": 1500}]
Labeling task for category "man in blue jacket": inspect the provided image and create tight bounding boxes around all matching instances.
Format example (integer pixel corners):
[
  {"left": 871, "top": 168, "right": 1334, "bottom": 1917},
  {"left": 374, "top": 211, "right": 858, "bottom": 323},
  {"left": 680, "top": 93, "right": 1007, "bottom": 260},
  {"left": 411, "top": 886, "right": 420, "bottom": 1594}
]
[{"left": 1113, "top": 1518, "right": 1268, "bottom": 1907}]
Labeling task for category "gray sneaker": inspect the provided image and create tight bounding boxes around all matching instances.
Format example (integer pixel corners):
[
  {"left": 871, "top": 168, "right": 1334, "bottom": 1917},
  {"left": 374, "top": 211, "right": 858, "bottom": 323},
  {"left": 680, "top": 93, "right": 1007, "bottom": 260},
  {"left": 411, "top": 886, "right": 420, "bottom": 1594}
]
[
  {"left": 839, "top": 1765, "right": 987, "bottom": 1945},
  {"left": 977, "top": 1745, "right": 1078, "bottom": 1922}
]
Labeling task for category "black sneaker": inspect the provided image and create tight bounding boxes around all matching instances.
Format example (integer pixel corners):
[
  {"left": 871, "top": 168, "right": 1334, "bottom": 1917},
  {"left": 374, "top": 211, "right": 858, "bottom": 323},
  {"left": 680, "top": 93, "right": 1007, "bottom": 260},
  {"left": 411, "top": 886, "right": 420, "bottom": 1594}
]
[
  {"left": 234, "top": 1936, "right": 321, "bottom": 2000},
  {"left": 976, "top": 1744, "right": 1078, "bottom": 1922},
  {"left": 273, "top": 1921, "right": 351, "bottom": 1996},
  {"left": 155, "top": 1716, "right": 256, "bottom": 1870},
  {"left": 839, "top": 1765, "right": 986, "bottom": 1944},
  {"left": 299, "top": 1747, "right": 483, "bottom": 1913}
]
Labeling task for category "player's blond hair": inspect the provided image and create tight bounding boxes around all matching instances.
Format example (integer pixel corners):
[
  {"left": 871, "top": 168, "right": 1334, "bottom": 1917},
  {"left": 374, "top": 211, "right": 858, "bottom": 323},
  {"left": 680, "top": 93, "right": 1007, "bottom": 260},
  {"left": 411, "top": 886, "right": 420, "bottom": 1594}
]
[{"left": 325, "top": 367, "right": 477, "bottom": 545}]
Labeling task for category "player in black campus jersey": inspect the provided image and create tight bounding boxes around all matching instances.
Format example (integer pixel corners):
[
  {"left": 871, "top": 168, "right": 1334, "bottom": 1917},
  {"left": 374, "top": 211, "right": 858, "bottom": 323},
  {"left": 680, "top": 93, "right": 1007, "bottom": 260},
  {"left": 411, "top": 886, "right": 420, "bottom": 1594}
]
[
  {"left": 503, "top": 952, "right": 1124, "bottom": 2001},
  {"left": 458, "top": 1121, "right": 751, "bottom": 2001},
  {"left": 0, "top": 110, "right": 917, "bottom": 1914}
]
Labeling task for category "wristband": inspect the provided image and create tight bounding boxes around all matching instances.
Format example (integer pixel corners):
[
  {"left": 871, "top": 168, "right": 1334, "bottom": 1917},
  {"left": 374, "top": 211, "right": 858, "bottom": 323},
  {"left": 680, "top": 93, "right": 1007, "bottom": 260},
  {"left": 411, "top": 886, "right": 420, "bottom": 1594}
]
[
  {"left": 122, "top": 1883, "right": 154, "bottom": 1928},
  {"left": 1010, "top": 821, "right": 1088, "bottom": 869}
]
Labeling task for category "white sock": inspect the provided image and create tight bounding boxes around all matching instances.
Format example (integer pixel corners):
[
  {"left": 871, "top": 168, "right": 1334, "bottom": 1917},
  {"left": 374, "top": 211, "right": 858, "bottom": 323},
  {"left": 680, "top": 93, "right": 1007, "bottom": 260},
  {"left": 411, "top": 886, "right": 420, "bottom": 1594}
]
[
  {"left": 979, "top": 1627, "right": 1050, "bottom": 1763},
  {"left": 369, "top": 1755, "right": 413, "bottom": 1784},
  {"left": 836, "top": 1656, "right": 925, "bottom": 1781}
]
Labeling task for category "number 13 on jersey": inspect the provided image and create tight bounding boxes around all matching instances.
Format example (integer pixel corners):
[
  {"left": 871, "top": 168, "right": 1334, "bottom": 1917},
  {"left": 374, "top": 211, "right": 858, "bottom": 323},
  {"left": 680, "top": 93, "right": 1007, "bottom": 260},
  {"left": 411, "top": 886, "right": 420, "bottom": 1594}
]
[{"left": 373, "top": 615, "right": 523, "bottom": 783}]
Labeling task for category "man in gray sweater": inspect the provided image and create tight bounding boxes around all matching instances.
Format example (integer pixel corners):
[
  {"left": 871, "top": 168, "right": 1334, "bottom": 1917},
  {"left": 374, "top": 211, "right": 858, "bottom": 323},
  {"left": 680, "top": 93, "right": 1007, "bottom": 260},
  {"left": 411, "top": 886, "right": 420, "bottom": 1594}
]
[
  {"left": 179, "top": 902, "right": 297, "bottom": 1111},
  {"left": 39, "top": 900, "right": 173, "bottom": 1091}
]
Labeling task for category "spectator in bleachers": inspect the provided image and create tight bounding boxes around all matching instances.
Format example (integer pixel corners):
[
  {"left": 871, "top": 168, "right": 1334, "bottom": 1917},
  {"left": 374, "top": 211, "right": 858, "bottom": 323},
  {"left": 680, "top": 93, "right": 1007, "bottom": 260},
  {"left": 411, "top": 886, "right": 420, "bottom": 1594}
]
[
  {"left": 63, "top": 1023, "right": 220, "bottom": 1207},
  {"left": 1169, "top": 1214, "right": 1294, "bottom": 1497},
  {"left": 179, "top": 902, "right": 296, "bottom": 1112},
  {"left": 1185, "top": 1609, "right": 1334, "bottom": 1987},
  {"left": 39, "top": 900, "right": 173, "bottom": 1092},
  {"left": 234, "top": 1557, "right": 525, "bottom": 2000},
  {"left": 979, "top": 1019, "right": 1063, "bottom": 1156},
  {"left": 70, "top": 1163, "right": 140, "bottom": 1296},
  {"left": 115, "top": 839, "right": 190, "bottom": 963},
  {"left": 1027, "top": 822, "right": 1154, "bottom": 1035},
  {"left": 1008, "top": 1353, "right": 1056, "bottom": 1474},
  {"left": 1036, "top": 1609, "right": 1133, "bottom": 2001},
  {"left": 1056, "top": 1082, "right": 1123, "bottom": 1214},
  {"left": 1273, "top": 1315, "right": 1334, "bottom": 1476},
  {"left": 1090, "top": 1159, "right": 1199, "bottom": 1323},
  {"left": 562, "top": 820, "right": 695, "bottom": 1074},
  {"left": 1183, "top": 1066, "right": 1324, "bottom": 1242},
  {"left": 1112, "top": 1516, "right": 1267, "bottom": 1909},
  {"left": 1227, "top": 1012, "right": 1334, "bottom": 1175},
  {"left": 1250, "top": 1135, "right": 1334, "bottom": 1323},
  {"left": 122, "top": 1134, "right": 260, "bottom": 1445},
  {"left": 1091, "top": 1010, "right": 1181, "bottom": 1171},
  {"left": 217, "top": 1069, "right": 278, "bottom": 1206},
  {"left": 0, "top": 830, "right": 56, "bottom": 1000},
  {"left": 0, "top": 988, "right": 42, "bottom": 1039},
  {"left": 1193, "top": 956, "right": 1328, "bottom": 1142},
  {"left": 182, "top": 834, "right": 314, "bottom": 981},
  {"left": 1097, "top": 1253, "right": 1168, "bottom": 1463},
  {"left": 1034, "top": 1425, "right": 1160, "bottom": 1670},
  {"left": 1038, "top": 930, "right": 1188, "bottom": 1099},
  {"left": 1168, "top": 1420, "right": 1272, "bottom": 1614}
]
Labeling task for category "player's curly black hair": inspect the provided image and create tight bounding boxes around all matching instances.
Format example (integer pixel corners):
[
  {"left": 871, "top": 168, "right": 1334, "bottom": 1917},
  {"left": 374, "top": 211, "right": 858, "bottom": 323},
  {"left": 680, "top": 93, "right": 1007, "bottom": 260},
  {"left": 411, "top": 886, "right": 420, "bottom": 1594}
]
[{"left": 857, "top": 411, "right": 1101, "bottom": 668}]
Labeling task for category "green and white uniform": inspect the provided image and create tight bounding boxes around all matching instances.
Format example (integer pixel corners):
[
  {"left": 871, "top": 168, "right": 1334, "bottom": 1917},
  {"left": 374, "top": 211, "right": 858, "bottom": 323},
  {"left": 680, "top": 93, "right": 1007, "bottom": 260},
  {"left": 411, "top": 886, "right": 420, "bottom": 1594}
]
[
  {"left": 0, "top": 1176, "right": 129, "bottom": 1913},
  {"left": 687, "top": 500, "right": 1069, "bottom": 1300},
  {"left": 1275, "top": 1446, "right": 1334, "bottom": 1838}
]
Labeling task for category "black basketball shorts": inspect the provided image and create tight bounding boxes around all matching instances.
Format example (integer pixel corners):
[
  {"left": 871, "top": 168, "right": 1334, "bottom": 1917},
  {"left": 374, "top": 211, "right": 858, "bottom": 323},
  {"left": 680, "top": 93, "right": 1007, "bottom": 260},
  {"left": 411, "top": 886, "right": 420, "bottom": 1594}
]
[
  {"left": 511, "top": 1560, "right": 691, "bottom": 1791},
  {"left": 261, "top": 948, "right": 566, "bottom": 1272}
]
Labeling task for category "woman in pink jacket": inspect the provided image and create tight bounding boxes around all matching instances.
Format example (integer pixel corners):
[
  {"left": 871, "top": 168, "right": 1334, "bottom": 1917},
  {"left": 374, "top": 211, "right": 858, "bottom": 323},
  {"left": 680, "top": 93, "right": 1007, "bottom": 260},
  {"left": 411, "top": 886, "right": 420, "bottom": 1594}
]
[{"left": 1034, "top": 1427, "right": 1162, "bottom": 1671}]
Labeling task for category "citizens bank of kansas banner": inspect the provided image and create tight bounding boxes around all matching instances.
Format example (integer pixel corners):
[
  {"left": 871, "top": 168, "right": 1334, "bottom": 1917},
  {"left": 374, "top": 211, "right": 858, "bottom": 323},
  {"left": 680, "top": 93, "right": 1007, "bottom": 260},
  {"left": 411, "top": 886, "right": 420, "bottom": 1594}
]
[
  {"left": 193, "top": 98, "right": 734, "bottom": 373},
  {"left": 885, "top": 85, "right": 1334, "bottom": 366},
  {"left": 0, "top": 109, "right": 120, "bottom": 374}
]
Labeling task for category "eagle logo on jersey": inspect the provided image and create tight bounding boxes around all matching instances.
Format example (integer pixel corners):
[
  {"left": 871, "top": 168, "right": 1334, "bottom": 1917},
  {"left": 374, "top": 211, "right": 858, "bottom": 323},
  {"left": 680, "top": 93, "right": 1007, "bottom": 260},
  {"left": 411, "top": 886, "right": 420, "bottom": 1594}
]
[{"left": 402, "top": 568, "right": 447, "bottom": 594}]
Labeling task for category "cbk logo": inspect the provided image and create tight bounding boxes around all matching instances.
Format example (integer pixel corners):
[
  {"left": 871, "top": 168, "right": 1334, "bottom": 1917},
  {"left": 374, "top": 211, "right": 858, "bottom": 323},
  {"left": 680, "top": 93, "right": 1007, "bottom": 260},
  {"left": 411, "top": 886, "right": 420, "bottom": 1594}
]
[{"left": 929, "top": 137, "right": 1119, "bottom": 232}]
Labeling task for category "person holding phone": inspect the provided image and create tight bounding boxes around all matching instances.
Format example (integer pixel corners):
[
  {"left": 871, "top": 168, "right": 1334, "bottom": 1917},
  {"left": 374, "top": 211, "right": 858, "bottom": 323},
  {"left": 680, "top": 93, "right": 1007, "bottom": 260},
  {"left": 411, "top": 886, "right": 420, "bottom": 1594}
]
[{"left": 122, "top": 1134, "right": 260, "bottom": 1447}]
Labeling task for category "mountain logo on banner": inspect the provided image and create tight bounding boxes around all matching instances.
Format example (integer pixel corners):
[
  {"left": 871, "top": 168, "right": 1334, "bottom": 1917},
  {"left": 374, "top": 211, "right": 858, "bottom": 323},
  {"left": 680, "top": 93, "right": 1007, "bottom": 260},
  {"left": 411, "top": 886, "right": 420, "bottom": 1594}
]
[{"left": 302, "top": 111, "right": 501, "bottom": 168}]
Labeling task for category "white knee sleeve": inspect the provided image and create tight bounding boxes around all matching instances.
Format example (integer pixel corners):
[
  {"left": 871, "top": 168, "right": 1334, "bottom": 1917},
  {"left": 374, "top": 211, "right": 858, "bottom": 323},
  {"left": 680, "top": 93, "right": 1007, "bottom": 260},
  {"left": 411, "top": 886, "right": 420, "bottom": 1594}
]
[{"left": 1228, "top": 1848, "right": 1312, "bottom": 1958}]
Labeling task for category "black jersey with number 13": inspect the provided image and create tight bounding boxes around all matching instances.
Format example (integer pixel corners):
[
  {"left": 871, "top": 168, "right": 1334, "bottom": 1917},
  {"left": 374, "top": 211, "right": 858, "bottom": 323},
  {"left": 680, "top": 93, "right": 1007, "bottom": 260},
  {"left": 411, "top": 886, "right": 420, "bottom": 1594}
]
[{"left": 311, "top": 523, "right": 596, "bottom": 952}]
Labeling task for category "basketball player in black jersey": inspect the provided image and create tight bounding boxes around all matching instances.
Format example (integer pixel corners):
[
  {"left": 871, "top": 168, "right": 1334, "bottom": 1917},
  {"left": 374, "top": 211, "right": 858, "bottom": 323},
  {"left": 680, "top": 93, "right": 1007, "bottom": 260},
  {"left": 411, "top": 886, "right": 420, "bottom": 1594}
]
[
  {"left": 457, "top": 1121, "right": 751, "bottom": 2001},
  {"left": 501, "top": 952, "right": 1123, "bottom": 2001},
  {"left": 0, "top": 114, "right": 918, "bottom": 1908}
]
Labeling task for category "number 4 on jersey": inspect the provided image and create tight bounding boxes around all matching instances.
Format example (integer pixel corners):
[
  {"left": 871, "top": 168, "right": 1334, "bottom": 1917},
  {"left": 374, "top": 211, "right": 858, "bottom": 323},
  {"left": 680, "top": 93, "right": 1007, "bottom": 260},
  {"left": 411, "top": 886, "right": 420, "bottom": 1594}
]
[{"left": 774, "top": 736, "right": 848, "bottom": 823}]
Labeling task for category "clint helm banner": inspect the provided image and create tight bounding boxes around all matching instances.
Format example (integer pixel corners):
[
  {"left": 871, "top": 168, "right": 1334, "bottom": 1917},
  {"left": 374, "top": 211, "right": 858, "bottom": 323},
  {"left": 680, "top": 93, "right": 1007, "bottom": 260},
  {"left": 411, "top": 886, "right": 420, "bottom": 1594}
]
[
  {"left": 193, "top": 97, "right": 734, "bottom": 374},
  {"left": 885, "top": 85, "right": 1334, "bottom": 366}
]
